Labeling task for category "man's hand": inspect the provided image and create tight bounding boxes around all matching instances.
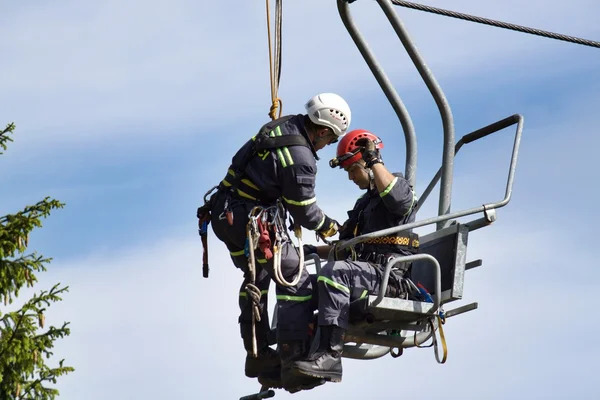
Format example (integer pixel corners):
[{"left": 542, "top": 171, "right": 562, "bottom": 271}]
[
  {"left": 357, "top": 138, "right": 383, "bottom": 168},
  {"left": 317, "top": 216, "right": 340, "bottom": 240}
]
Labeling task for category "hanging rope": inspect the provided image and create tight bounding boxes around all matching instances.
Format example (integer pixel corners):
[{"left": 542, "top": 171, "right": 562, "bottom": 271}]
[
  {"left": 388, "top": 0, "right": 600, "bottom": 49},
  {"left": 266, "top": 0, "right": 283, "bottom": 120}
]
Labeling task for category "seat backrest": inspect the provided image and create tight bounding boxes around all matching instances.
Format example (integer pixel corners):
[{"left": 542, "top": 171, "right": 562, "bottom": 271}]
[{"left": 410, "top": 223, "right": 469, "bottom": 304}]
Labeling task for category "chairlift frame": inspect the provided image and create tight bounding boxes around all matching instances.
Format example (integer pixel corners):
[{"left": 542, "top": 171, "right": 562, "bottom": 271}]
[
  {"left": 272, "top": 0, "right": 524, "bottom": 362},
  {"left": 245, "top": 0, "right": 525, "bottom": 397},
  {"left": 329, "top": 0, "right": 524, "bottom": 361}
]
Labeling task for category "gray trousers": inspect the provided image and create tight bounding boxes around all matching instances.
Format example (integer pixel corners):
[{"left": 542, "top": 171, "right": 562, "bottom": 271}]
[
  {"left": 317, "top": 259, "right": 402, "bottom": 329},
  {"left": 210, "top": 190, "right": 314, "bottom": 344}
]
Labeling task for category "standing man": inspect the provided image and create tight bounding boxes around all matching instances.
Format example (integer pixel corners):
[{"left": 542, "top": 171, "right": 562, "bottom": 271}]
[{"left": 201, "top": 93, "right": 352, "bottom": 393}]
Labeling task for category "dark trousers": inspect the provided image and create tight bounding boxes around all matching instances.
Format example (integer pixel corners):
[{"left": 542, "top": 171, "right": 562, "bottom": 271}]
[{"left": 210, "top": 190, "right": 314, "bottom": 347}]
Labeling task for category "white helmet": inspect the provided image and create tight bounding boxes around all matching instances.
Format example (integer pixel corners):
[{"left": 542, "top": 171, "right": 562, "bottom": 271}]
[{"left": 304, "top": 93, "right": 351, "bottom": 137}]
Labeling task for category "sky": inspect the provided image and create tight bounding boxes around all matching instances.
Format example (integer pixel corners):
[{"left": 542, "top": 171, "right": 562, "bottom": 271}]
[{"left": 1, "top": 0, "right": 599, "bottom": 399}]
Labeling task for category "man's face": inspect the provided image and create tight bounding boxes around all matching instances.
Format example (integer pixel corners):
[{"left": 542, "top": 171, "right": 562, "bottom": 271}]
[
  {"left": 313, "top": 128, "right": 339, "bottom": 151},
  {"left": 345, "top": 162, "right": 370, "bottom": 190}
]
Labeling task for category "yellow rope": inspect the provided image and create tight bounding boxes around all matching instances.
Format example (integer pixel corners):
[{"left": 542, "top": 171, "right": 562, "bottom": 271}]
[{"left": 265, "top": 0, "right": 282, "bottom": 120}]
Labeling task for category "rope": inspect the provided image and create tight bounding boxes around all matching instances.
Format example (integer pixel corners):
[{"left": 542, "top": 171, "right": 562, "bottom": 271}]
[
  {"left": 390, "top": 0, "right": 600, "bottom": 49},
  {"left": 266, "top": 0, "right": 284, "bottom": 120},
  {"left": 246, "top": 221, "right": 260, "bottom": 358}
]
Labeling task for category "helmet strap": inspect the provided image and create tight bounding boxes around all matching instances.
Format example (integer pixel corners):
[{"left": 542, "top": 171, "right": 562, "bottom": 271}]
[{"left": 367, "top": 168, "right": 375, "bottom": 191}]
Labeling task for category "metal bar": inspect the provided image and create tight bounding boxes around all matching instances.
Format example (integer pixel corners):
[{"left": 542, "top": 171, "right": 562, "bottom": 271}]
[
  {"left": 375, "top": 0, "right": 455, "bottom": 230},
  {"left": 465, "top": 260, "right": 482, "bottom": 270},
  {"left": 342, "top": 344, "right": 390, "bottom": 360},
  {"left": 373, "top": 253, "right": 441, "bottom": 312},
  {"left": 444, "top": 302, "right": 478, "bottom": 318},
  {"left": 416, "top": 114, "right": 523, "bottom": 213},
  {"left": 463, "top": 214, "right": 495, "bottom": 232},
  {"left": 337, "top": 0, "right": 418, "bottom": 187},
  {"left": 304, "top": 253, "right": 322, "bottom": 274},
  {"left": 345, "top": 329, "right": 433, "bottom": 348},
  {"left": 239, "top": 389, "right": 275, "bottom": 400}
]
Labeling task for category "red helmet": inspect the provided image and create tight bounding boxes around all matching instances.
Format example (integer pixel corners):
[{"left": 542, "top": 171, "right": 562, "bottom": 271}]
[{"left": 329, "top": 129, "right": 384, "bottom": 169}]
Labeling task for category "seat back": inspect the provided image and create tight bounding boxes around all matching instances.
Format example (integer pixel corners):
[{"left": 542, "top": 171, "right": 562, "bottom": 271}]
[{"left": 410, "top": 223, "right": 469, "bottom": 304}]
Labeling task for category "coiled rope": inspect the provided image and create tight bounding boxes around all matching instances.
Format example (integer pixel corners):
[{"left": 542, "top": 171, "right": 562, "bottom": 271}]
[{"left": 266, "top": 0, "right": 283, "bottom": 119}]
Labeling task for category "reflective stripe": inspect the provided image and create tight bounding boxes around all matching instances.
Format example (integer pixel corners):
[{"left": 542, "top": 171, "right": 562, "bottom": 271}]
[
  {"left": 380, "top": 177, "right": 398, "bottom": 198},
  {"left": 276, "top": 126, "right": 294, "bottom": 166},
  {"left": 317, "top": 276, "right": 350, "bottom": 294},
  {"left": 240, "top": 290, "right": 269, "bottom": 297},
  {"left": 403, "top": 189, "right": 417, "bottom": 216},
  {"left": 257, "top": 258, "right": 267, "bottom": 264},
  {"left": 220, "top": 180, "right": 258, "bottom": 201},
  {"left": 276, "top": 295, "right": 312, "bottom": 302},
  {"left": 228, "top": 169, "right": 236, "bottom": 177},
  {"left": 360, "top": 289, "right": 369, "bottom": 299},
  {"left": 314, "top": 214, "right": 326, "bottom": 231},
  {"left": 282, "top": 196, "right": 317, "bottom": 207},
  {"left": 241, "top": 178, "right": 259, "bottom": 190},
  {"left": 237, "top": 190, "right": 257, "bottom": 201},
  {"left": 230, "top": 249, "right": 245, "bottom": 257}
]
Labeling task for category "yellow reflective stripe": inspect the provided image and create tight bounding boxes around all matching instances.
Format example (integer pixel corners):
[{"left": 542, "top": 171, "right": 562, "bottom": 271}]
[
  {"left": 241, "top": 178, "right": 259, "bottom": 190},
  {"left": 403, "top": 189, "right": 417, "bottom": 216},
  {"left": 230, "top": 249, "right": 245, "bottom": 257},
  {"left": 276, "top": 126, "right": 294, "bottom": 166},
  {"left": 269, "top": 130, "right": 288, "bottom": 168},
  {"left": 314, "top": 214, "right": 326, "bottom": 231},
  {"left": 240, "top": 290, "right": 269, "bottom": 297},
  {"left": 282, "top": 196, "right": 317, "bottom": 207},
  {"left": 228, "top": 169, "right": 236, "bottom": 177},
  {"left": 380, "top": 177, "right": 398, "bottom": 198},
  {"left": 257, "top": 258, "right": 267, "bottom": 264},
  {"left": 277, "top": 148, "right": 288, "bottom": 167},
  {"left": 317, "top": 276, "right": 350, "bottom": 294},
  {"left": 236, "top": 189, "right": 257, "bottom": 201},
  {"left": 360, "top": 289, "right": 369, "bottom": 299},
  {"left": 276, "top": 295, "right": 312, "bottom": 302},
  {"left": 221, "top": 180, "right": 232, "bottom": 187}
]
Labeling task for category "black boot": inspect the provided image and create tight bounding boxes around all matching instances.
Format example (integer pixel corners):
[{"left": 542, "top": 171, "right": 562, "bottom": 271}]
[
  {"left": 241, "top": 324, "right": 281, "bottom": 386},
  {"left": 279, "top": 340, "right": 326, "bottom": 394},
  {"left": 290, "top": 325, "right": 345, "bottom": 383}
]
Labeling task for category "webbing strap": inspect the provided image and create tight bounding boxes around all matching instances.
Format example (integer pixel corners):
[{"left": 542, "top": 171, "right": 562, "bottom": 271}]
[
  {"left": 254, "top": 133, "right": 310, "bottom": 150},
  {"left": 363, "top": 235, "right": 419, "bottom": 248}
]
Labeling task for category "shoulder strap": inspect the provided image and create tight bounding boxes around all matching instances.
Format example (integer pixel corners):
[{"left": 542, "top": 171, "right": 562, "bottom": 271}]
[{"left": 254, "top": 134, "right": 310, "bottom": 150}]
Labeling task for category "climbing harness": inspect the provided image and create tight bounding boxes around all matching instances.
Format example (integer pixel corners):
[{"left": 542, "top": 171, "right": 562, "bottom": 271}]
[
  {"left": 245, "top": 200, "right": 305, "bottom": 289},
  {"left": 265, "top": 0, "right": 283, "bottom": 119},
  {"left": 244, "top": 200, "right": 305, "bottom": 358}
]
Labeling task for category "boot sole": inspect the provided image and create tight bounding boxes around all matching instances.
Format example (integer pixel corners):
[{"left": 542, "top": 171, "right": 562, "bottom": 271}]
[
  {"left": 291, "top": 365, "right": 342, "bottom": 383},
  {"left": 258, "top": 376, "right": 284, "bottom": 389},
  {"left": 285, "top": 378, "right": 326, "bottom": 394}
]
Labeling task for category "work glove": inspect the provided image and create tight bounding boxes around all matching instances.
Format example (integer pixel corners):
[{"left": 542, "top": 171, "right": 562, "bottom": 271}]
[
  {"left": 317, "top": 215, "right": 340, "bottom": 240},
  {"left": 356, "top": 138, "right": 383, "bottom": 168}
]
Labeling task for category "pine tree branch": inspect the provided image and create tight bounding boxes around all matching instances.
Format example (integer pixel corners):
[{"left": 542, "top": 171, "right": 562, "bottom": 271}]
[{"left": 0, "top": 122, "right": 15, "bottom": 155}]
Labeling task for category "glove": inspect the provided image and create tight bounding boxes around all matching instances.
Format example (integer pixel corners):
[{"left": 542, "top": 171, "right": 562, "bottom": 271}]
[
  {"left": 317, "top": 216, "right": 340, "bottom": 240},
  {"left": 356, "top": 138, "right": 383, "bottom": 168},
  {"left": 303, "top": 244, "right": 318, "bottom": 257}
]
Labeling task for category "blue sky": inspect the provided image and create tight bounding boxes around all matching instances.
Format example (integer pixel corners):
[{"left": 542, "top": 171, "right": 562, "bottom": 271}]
[{"left": 2, "top": 0, "right": 600, "bottom": 399}]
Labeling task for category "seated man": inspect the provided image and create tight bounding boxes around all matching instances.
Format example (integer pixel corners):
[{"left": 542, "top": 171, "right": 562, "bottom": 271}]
[{"left": 290, "top": 129, "right": 419, "bottom": 383}]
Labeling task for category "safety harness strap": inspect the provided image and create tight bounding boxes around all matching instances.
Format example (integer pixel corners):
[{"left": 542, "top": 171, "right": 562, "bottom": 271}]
[
  {"left": 224, "top": 116, "right": 312, "bottom": 204},
  {"left": 254, "top": 133, "right": 310, "bottom": 150}
]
